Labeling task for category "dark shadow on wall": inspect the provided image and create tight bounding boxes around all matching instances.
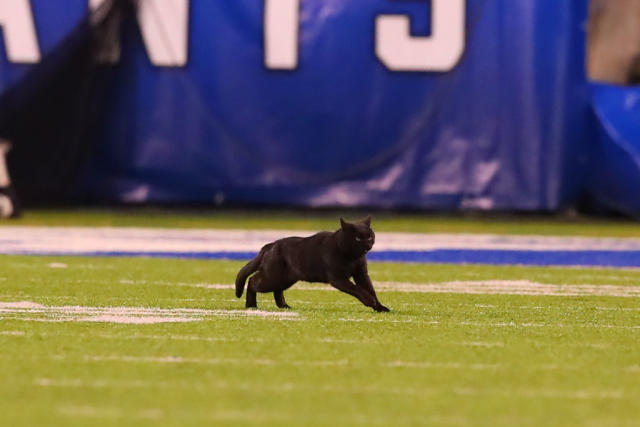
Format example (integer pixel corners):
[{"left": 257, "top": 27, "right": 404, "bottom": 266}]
[{"left": 0, "top": 0, "right": 136, "bottom": 206}]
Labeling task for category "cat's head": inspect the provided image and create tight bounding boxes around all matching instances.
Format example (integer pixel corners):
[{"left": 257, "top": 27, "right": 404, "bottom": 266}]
[{"left": 339, "top": 216, "right": 375, "bottom": 253}]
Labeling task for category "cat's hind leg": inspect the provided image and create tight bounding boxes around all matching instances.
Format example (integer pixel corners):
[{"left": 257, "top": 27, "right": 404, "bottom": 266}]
[
  {"left": 246, "top": 274, "right": 261, "bottom": 308},
  {"left": 247, "top": 272, "right": 285, "bottom": 309},
  {"left": 273, "top": 290, "right": 290, "bottom": 309}
]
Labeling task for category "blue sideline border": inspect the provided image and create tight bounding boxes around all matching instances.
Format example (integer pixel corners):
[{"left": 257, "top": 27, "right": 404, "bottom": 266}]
[{"left": 21, "top": 250, "right": 640, "bottom": 268}]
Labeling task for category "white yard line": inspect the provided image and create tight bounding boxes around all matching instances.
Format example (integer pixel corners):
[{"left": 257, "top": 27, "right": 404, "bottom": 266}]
[
  {"left": 4, "top": 292, "right": 638, "bottom": 312},
  {"left": 77, "top": 315, "right": 198, "bottom": 324},
  {"left": 459, "top": 341, "right": 505, "bottom": 348},
  {"left": 167, "top": 280, "right": 640, "bottom": 298},
  {"left": 57, "top": 405, "right": 293, "bottom": 423},
  {"left": 41, "top": 354, "right": 639, "bottom": 373},
  {"left": 38, "top": 378, "right": 153, "bottom": 388},
  {"left": 48, "top": 263, "right": 68, "bottom": 268},
  {"left": 0, "top": 330, "right": 25, "bottom": 336},
  {"left": 385, "top": 361, "right": 500, "bottom": 370},
  {"left": 596, "top": 306, "right": 640, "bottom": 311},
  {"left": 452, "top": 388, "right": 624, "bottom": 400},
  {"left": 5, "top": 331, "right": 612, "bottom": 349},
  {"left": 456, "top": 321, "right": 640, "bottom": 330},
  {"left": 3, "top": 330, "right": 511, "bottom": 347},
  {"left": 0, "top": 301, "right": 45, "bottom": 309},
  {"left": 2, "top": 226, "right": 640, "bottom": 254},
  {"left": 1, "top": 280, "right": 638, "bottom": 325},
  {"left": 0, "top": 301, "right": 299, "bottom": 324},
  {"left": 331, "top": 318, "right": 640, "bottom": 330},
  {"left": 374, "top": 280, "right": 640, "bottom": 297},
  {"left": 58, "top": 405, "right": 123, "bottom": 419},
  {"left": 40, "top": 378, "right": 626, "bottom": 401},
  {"left": 81, "top": 355, "right": 345, "bottom": 367}
]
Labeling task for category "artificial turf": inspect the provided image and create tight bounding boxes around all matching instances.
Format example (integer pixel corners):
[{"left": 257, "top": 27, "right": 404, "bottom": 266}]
[{"left": 1, "top": 255, "right": 639, "bottom": 426}]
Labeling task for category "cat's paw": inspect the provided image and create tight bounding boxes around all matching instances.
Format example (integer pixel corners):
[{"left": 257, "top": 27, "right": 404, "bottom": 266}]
[{"left": 374, "top": 304, "right": 390, "bottom": 313}]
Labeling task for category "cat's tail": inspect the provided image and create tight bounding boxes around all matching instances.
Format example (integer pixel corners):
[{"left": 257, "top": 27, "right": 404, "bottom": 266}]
[{"left": 235, "top": 245, "right": 269, "bottom": 298}]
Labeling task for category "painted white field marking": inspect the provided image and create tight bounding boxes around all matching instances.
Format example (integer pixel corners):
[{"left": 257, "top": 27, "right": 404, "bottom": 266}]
[
  {"left": 38, "top": 377, "right": 436, "bottom": 397},
  {"left": 0, "top": 301, "right": 45, "bottom": 309},
  {"left": 0, "top": 330, "right": 25, "bottom": 336},
  {"left": 3, "top": 226, "right": 640, "bottom": 255},
  {"left": 80, "top": 355, "right": 346, "bottom": 367},
  {"left": 58, "top": 405, "right": 123, "bottom": 419},
  {"left": 57, "top": 404, "right": 291, "bottom": 423},
  {"left": 12, "top": 331, "right": 610, "bottom": 349},
  {"left": 0, "top": 301, "right": 299, "bottom": 323},
  {"left": 5, "top": 291, "right": 638, "bottom": 315},
  {"left": 458, "top": 341, "right": 504, "bottom": 348},
  {"left": 162, "top": 280, "right": 640, "bottom": 297},
  {"left": 374, "top": 281, "right": 640, "bottom": 297},
  {"left": 48, "top": 262, "right": 68, "bottom": 269},
  {"left": 452, "top": 387, "right": 624, "bottom": 400},
  {"left": 38, "top": 378, "right": 152, "bottom": 388},
  {"left": 89, "top": 332, "right": 268, "bottom": 343},
  {"left": 77, "top": 315, "right": 197, "bottom": 324},
  {"left": 54, "top": 403, "right": 529, "bottom": 426},
  {"left": 336, "top": 318, "right": 429, "bottom": 323},
  {"left": 386, "top": 361, "right": 500, "bottom": 370},
  {"left": 57, "top": 405, "right": 467, "bottom": 425},
  {"left": 596, "top": 306, "right": 640, "bottom": 312},
  {"left": 65, "top": 354, "right": 640, "bottom": 373},
  {"left": 57, "top": 405, "right": 167, "bottom": 421},
  {"left": 39, "top": 378, "right": 626, "bottom": 402},
  {"left": 106, "top": 333, "right": 258, "bottom": 342},
  {"left": 332, "top": 318, "right": 640, "bottom": 330},
  {"left": 79, "top": 354, "right": 308, "bottom": 367},
  {"left": 316, "top": 337, "right": 364, "bottom": 344},
  {"left": 456, "top": 321, "right": 640, "bottom": 330},
  {"left": 171, "top": 283, "right": 234, "bottom": 290}
]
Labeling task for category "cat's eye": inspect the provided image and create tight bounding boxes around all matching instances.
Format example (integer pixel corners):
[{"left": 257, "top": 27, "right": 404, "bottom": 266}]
[{"left": 355, "top": 237, "right": 362, "bottom": 242}]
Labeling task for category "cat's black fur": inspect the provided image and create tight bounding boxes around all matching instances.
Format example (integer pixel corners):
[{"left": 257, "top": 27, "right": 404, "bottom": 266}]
[{"left": 235, "top": 217, "right": 390, "bottom": 312}]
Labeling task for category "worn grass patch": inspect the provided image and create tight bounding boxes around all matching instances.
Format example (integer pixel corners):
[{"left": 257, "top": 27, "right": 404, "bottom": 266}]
[{"left": 1, "top": 255, "right": 639, "bottom": 426}]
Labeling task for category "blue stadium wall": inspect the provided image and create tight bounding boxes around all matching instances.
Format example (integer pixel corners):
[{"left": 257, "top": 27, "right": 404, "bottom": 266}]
[{"left": 0, "top": 0, "right": 637, "bottom": 213}]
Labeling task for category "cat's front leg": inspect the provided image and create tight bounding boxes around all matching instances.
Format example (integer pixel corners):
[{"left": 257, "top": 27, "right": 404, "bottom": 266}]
[
  {"left": 373, "top": 303, "right": 390, "bottom": 312},
  {"left": 353, "top": 265, "right": 390, "bottom": 312},
  {"left": 329, "top": 278, "right": 378, "bottom": 310}
]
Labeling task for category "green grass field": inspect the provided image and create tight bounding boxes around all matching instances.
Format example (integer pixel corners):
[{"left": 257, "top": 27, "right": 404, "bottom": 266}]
[{"left": 1, "top": 250, "right": 640, "bottom": 426}]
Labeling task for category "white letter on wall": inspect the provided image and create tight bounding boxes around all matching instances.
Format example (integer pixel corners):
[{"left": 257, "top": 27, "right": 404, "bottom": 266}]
[
  {"left": 264, "top": 0, "right": 300, "bottom": 70},
  {"left": 0, "top": 0, "right": 40, "bottom": 63},
  {"left": 90, "top": 0, "right": 189, "bottom": 67},
  {"left": 376, "top": 0, "right": 465, "bottom": 72}
]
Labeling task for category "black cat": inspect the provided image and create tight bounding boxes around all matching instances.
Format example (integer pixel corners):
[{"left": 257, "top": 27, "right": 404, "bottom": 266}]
[{"left": 235, "top": 217, "right": 390, "bottom": 312}]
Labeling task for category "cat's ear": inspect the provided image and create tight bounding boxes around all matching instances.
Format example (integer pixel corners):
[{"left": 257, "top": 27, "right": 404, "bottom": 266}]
[
  {"left": 340, "top": 218, "right": 351, "bottom": 230},
  {"left": 363, "top": 216, "right": 372, "bottom": 228}
]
